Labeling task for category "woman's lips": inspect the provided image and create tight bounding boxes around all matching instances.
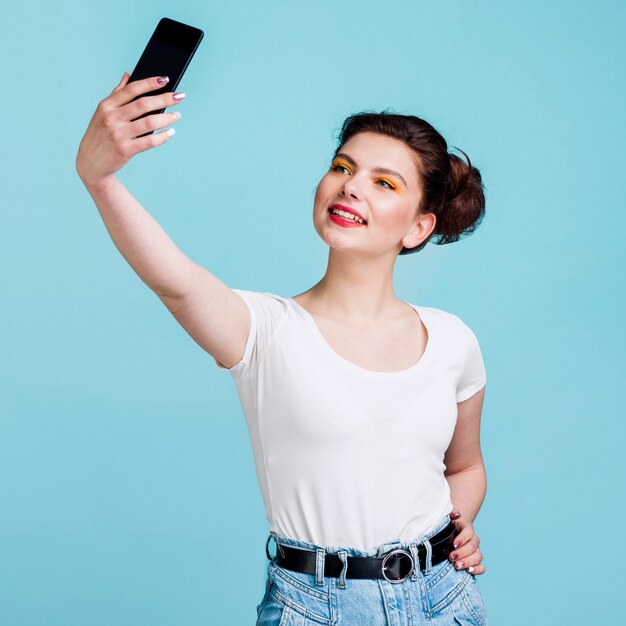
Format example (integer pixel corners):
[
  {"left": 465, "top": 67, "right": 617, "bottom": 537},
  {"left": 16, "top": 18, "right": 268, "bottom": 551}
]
[
  {"left": 330, "top": 204, "right": 366, "bottom": 222},
  {"left": 328, "top": 210, "right": 366, "bottom": 228}
]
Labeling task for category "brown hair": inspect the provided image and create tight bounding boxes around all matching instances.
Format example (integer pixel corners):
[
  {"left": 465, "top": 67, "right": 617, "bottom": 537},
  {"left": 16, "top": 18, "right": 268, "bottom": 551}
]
[{"left": 332, "top": 111, "right": 486, "bottom": 255}]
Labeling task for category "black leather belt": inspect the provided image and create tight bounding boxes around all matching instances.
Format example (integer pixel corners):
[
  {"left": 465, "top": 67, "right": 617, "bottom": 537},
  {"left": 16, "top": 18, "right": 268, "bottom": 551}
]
[{"left": 267, "top": 521, "right": 457, "bottom": 584}]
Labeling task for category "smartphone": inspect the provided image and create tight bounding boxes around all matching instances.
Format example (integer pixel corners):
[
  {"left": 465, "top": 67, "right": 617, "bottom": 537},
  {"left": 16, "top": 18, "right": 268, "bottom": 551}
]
[{"left": 128, "top": 17, "right": 204, "bottom": 137}]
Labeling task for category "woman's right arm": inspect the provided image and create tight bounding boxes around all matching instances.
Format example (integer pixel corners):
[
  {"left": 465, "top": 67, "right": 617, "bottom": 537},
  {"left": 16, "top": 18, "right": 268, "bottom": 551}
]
[{"left": 76, "top": 73, "right": 250, "bottom": 369}]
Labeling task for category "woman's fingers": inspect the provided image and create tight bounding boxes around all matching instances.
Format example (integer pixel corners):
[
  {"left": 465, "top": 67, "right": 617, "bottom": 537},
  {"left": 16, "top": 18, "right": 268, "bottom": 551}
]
[
  {"left": 128, "top": 111, "right": 181, "bottom": 138},
  {"left": 451, "top": 523, "right": 476, "bottom": 550},
  {"left": 447, "top": 516, "right": 486, "bottom": 576},
  {"left": 124, "top": 110, "right": 181, "bottom": 140},
  {"left": 450, "top": 533, "right": 480, "bottom": 562},
  {"left": 76, "top": 74, "right": 181, "bottom": 185},
  {"left": 121, "top": 90, "right": 185, "bottom": 126},
  {"left": 110, "top": 71, "right": 130, "bottom": 95},
  {"left": 102, "top": 75, "right": 165, "bottom": 111},
  {"left": 452, "top": 545, "right": 482, "bottom": 569},
  {"left": 126, "top": 113, "right": 181, "bottom": 153},
  {"left": 127, "top": 127, "right": 177, "bottom": 156},
  {"left": 450, "top": 536, "right": 480, "bottom": 562}
]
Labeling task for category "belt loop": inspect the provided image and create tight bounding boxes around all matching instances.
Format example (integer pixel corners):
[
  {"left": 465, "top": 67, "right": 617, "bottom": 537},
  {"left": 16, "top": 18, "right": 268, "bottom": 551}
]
[
  {"left": 423, "top": 538, "right": 433, "bottom": 576},
  {"left": 409, "top": 542, "right": 421, "bottom": 580},
  {"left": 338, "top": 550, "right": 348, "bottom": 589},
  {"left": 265, "top": 533, "right": 285, "bottom": 561},
  {"left": 315, "top": 548, "right": 326, "bottom": 585},
  {"left": 264, "top": 534, "right": 273, "bottom": 561}
]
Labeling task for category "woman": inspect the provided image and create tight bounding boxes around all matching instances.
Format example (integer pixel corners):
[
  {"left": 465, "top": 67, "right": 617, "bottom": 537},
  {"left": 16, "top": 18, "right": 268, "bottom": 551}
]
[{"left": 77, "top": 73, "right": 489, "bottom": 625}]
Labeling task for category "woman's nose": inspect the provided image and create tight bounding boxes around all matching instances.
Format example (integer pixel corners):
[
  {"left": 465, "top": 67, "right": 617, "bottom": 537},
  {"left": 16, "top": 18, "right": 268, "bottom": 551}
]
[{"left": 341, "top": 178, "right": 360, "bottom": 199}]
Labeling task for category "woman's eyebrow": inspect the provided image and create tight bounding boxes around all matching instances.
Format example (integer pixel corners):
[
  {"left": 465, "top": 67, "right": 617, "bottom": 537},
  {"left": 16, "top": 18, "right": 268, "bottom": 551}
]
[{"left": 334, "top": 152, "right": 408, "bottom": 187}]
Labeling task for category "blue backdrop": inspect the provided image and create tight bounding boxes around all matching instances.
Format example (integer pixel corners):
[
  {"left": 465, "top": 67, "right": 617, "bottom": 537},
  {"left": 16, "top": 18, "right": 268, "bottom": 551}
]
[{"left": 1, "top": 1, "right": 624, "bottom": 624}]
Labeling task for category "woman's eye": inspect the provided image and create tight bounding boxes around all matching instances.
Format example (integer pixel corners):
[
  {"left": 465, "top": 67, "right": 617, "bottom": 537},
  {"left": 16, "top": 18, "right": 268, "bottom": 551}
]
[
  {"left": 376, "top": 179, "right": 395, "bottom": 190},
  {"left": 330, "top": 165, "right": 395, "bottom": 190}
]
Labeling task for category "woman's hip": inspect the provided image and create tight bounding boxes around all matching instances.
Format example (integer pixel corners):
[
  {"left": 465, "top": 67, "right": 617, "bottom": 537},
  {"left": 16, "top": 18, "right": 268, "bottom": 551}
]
[{"left": 256, "top": 513, "right": 488, "bottom": 625}]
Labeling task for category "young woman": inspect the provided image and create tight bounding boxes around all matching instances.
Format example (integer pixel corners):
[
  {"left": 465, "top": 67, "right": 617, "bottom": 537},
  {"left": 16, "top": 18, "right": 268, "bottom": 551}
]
[{"left": 77, "top": 73, "right": 489, "bottom": 626}]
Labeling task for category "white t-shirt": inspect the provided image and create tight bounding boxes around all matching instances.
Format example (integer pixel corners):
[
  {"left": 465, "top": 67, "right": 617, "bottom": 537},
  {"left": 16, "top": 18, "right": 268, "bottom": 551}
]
[{"left": 215, "top": 289, "right": 487, "bottom": 551}]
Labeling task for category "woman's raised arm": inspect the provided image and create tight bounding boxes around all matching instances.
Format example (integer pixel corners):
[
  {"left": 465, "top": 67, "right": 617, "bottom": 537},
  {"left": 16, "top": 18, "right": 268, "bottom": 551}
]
[{"left": 75, "top": 73, "right": 250, "bottom": 369}]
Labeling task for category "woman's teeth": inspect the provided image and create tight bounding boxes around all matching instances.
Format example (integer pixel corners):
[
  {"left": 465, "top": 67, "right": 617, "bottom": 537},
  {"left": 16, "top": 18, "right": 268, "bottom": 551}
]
[{"left": 330, "top": 208, "right": 366, "bottom": 224}]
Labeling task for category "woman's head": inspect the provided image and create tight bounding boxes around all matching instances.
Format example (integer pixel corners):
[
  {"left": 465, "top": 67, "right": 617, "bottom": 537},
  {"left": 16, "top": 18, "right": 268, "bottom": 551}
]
[{"left": 312, "top": 111, "right": 486, "bottom": 257}]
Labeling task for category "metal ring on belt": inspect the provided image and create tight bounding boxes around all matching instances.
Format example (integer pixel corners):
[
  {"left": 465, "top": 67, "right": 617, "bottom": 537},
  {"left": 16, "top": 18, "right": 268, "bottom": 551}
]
[{"left": 267, "top": 521, "right": 457, "bottom": 583}]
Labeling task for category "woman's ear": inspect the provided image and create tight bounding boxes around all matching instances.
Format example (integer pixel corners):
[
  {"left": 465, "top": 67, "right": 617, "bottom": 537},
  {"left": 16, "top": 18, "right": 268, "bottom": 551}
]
[{"left": 402, "top": 213, "right": 436, "bottom": 250}]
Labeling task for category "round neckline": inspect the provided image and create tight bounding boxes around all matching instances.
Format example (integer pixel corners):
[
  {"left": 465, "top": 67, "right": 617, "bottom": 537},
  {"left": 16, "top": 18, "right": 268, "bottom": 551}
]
[{"left": 287, "top": 297, "right": 433, "bottom": 377}]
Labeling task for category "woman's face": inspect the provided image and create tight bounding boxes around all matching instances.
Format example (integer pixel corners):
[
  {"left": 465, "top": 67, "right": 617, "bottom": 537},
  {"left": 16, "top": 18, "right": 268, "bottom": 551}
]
[{"left": 313, "top": 132, "right": 427, "bottom": 257}]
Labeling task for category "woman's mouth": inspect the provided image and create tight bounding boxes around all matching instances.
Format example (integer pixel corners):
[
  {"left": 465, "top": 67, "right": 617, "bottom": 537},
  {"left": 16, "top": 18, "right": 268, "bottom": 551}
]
[{"left": 328, "top": 207, "right": 367, "bottom": 227}]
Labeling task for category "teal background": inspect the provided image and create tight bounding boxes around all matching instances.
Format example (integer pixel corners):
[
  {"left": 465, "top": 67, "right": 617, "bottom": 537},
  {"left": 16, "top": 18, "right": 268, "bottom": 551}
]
[{"left": 1, "top": 1, "right": 625, "bottom": 624}]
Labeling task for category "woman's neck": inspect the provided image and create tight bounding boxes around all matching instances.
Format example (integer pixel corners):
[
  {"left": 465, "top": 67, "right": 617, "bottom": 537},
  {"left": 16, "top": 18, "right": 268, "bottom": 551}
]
[{"left": 293, "top": 250, "right": 409, "bottom": 323}]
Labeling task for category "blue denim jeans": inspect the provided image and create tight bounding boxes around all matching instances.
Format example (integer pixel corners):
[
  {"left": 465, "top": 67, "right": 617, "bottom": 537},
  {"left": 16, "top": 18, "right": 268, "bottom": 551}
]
[{"left": 256, "top": 513, "right": 488, "bottom": 625}]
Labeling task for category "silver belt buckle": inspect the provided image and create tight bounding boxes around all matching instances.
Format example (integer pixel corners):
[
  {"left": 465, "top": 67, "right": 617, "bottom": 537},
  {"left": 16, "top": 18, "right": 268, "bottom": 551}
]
[{"left": 381, "top": 549, "right": 415, "bottom": 583}]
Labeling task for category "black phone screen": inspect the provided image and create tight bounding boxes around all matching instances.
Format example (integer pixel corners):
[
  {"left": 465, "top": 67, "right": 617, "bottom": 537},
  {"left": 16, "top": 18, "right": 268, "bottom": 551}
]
[{"left": 128, "top": 17, "right": 204, "bottom": 135}]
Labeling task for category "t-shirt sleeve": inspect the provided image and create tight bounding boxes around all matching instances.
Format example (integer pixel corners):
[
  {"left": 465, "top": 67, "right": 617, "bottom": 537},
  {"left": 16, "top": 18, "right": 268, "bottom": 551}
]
[
  {"left": 455, "top": 322, "right": 487, "bottom": 402},
  {"left": 212, "top": 289, "right": 287, "bottom": 379}
]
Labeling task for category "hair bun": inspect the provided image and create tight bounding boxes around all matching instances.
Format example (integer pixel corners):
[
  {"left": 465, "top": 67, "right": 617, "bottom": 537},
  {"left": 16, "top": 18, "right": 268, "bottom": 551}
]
[
  {"left": 436, "top": 148, "right": 486, "bottom": 245},
  {"left": 446, "top": 148, "right": 472, "bottom": 199}
]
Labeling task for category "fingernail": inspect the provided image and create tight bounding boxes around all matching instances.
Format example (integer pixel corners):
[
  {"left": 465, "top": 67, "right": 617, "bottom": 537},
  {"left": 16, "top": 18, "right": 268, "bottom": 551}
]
[
  {"left": 468, "top": 566, "right": 475, "bottom": 573},
  {"left": 450, "top": 554, "right": 457, "bottom": 561},
  {"left": 453, "top": 542, "right": 459, "bottom": 548},
  {"left": 172, "top": 111, "right": 181, "bottom": 120},
  {"left": 157, "top": 76, "right": 169, "bottom": 85},
  {"left": 173, "top": 92, "right": 186, "bottom": 101}
]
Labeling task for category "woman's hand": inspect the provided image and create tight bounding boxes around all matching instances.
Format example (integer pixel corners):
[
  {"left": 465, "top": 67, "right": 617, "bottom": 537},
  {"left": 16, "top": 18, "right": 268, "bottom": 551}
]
[
  {"left": 76, "top": 72, "right": 184, "bottom": 188},
  {"left": 448, "top": 507, "right": 486, "bottom": 575}
]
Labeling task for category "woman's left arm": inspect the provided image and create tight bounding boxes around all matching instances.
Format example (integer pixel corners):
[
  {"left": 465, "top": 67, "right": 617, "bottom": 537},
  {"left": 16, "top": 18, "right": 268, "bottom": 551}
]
[{"left": 443, "top": 386, "right": 487, "bottom": 574}]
